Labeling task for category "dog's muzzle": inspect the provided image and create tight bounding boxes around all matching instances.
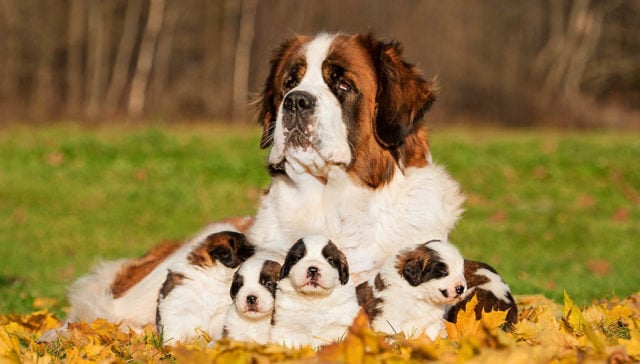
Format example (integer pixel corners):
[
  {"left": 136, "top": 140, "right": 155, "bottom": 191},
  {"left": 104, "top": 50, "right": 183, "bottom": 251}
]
[{"left": 282, "top": 91, "right": 316, "bottom": 149}]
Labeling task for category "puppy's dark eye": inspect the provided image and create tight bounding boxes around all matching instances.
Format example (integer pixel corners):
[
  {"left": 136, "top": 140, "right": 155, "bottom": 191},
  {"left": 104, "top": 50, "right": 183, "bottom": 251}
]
[
  {"left": 430, "top": 263, "right": 448, "bottom": 279},
  {"left": 338, "top": 82, "right": 351, "bottom": 92},
  {"left": 326, "top": 257, "right": 334, "bottom": 264}
]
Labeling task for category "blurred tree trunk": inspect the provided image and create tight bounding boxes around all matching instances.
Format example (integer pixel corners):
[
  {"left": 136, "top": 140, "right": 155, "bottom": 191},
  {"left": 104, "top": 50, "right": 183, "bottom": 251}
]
[
  {"left": 128, "top": 0, "right": 165, "bottom": 117},
  {"left": 533, "top": 0, "right": 624, "bottom": 125},
  {"left": 231, "top": 0, "right": 258, "bottom": 123},
  {"left": 33, "top": 1, "right": 64, "bottom": 119},
  {"left": 66, "top": 0, "right": 86, "bottom": 118},
  {"left": 85, "top": 1, "right": 112, "bottom": 119},
  {"left": 0, "top": 1, "right": 20, "bottom": 118},
  {"left": 217, "top": 0, "right": 240, "bottom": 120},
  {"left": 149, "top": 0, "right": 179, "bottom": 114},
  {"left": 104, "top": 0, "right": 145, "bottom": 116},
  {"left": 202, "top": 1, "right": 223, "bottom": 116}
]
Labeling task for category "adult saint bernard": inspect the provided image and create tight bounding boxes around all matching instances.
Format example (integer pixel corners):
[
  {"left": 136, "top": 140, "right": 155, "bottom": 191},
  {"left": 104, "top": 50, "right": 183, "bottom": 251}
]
[{"left": 249, "top": 33, "right": 465, "bottom": 284}]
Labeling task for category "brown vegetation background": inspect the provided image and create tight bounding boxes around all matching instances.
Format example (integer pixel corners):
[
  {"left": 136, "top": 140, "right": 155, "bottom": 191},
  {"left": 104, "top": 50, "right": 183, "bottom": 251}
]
[{"left": 1, "top": 0, "right": 638, "bottom": 127}]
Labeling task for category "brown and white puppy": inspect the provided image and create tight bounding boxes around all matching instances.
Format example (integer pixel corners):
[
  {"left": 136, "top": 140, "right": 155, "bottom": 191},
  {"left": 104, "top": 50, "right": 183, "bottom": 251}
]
[
  {"left": 221, "top": 257, "right": 282, "bottom": 344},
  {"left": 38, "top": 218, "right": 254, "bottom": 343},
  {"left": 357, "top": 240, "right": 466, "bottom": 340},
  {"left": 249, "top": 33, "right": 465, "bottom": 285},
  {"left": 270, "top": 235, "right": 360, "bottom": 348},
  {"left": 156, "top": 231, "right": 255, "bottom": 343},
  {"left": 446, "top": 260, "right": 518, "bottom": 326}
]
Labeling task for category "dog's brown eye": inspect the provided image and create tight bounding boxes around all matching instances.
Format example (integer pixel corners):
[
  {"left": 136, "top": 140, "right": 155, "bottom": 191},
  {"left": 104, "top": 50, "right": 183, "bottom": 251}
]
[
  {"left": 338, "top": 82, "right": 351, "bottom": 92},
  {"left": 284, "top": 77, "right": 297, "bottom": 91}
]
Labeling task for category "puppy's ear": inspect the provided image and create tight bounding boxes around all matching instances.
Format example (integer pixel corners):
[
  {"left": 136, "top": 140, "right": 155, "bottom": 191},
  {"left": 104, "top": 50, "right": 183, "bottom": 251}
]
[
  {"left": 358, "top": 34, "right": 437, "bottom": 148},
  {"left": 279, "top": 239, "right": 307, "bottom": 280},
  {"left": 261, "top": 260, "right": 282, "bottom": 297},
  {"left": 401, "top": 258, "right": 425, "bottom": 287},
  {"left": 208, "top": 231, "right": 255, "bottom": 268},
  {"left": 230, "top": 271, "right": 243, "bottom": 299},
  {"left": 322, "top": 241, "right": 350, "bottom": 285}
]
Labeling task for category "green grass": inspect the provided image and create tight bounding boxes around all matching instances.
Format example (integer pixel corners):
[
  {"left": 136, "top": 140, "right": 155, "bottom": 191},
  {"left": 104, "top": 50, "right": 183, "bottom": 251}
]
[{"left": 1, "top": 123, "right": 638, "bottom": 316}]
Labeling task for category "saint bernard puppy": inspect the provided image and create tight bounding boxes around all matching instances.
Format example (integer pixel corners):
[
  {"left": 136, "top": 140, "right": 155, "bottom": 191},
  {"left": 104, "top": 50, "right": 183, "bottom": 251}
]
[
  {"left": 221, "top": 257, "right": 282, "bottom": 344},
  {"left": 39, "top": 218, "right": 254, "bottom": 343},
  {"left": 270, "top": 235, "right": 360, "bottom": 348},
  {"left": 356, "top": 239, "right": 466, "bottom": 340},
  {"left": 446, "top": 260, "right": 518, "bottom": 326},
  {"left": 249, "top": 32, "right": 465, "bottom": 284},
  {"left": 156, "top": 230, "right": 255, "bottom": 343}
]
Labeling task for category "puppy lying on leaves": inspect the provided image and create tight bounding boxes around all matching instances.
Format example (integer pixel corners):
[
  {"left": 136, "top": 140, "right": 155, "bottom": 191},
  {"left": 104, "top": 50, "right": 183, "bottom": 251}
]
[
  {"left": 270, "top": 235, "right": 360, "bottom": 348},
  {"left": 221, "top": 256, "right": 282, "bottom": 344},
  {"left": 357, "top": 239, "right": 467, "bottom": 340}
]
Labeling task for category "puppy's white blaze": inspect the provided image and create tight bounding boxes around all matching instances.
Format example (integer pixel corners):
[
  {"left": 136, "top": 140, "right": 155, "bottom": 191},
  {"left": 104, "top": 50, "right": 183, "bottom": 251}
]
[{"left": 475, "top": 268, "right": 513, "bottom": 303}]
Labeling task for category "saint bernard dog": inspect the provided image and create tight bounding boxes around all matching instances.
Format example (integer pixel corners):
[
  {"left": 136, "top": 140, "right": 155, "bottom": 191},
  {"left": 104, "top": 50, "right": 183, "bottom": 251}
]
[
  {"left": 249, "top": 32, "right": 465, "bottom": 284},
  {"left": 156, "top": 230, "right": 255, "bottom": 343},
  {"left": 39, "top": 218, "right": 254, "bottom": 343},
  {"left": 270, "top": 235, "right": 360, "bottom": 348},
  {"left": 446, "top": 259, "right": 518, "bottom": 326},
  {"left": 356, "top": 239, "right": 466, "bottom": 340},
  {"left": 221, "top": 257, "right": 282, "bottom": 344}
]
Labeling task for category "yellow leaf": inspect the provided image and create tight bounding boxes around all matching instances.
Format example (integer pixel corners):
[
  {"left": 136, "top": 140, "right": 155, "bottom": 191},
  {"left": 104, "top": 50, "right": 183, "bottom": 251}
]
[{"left": 562, "top": 291, "right": 585, "bottom": 334}]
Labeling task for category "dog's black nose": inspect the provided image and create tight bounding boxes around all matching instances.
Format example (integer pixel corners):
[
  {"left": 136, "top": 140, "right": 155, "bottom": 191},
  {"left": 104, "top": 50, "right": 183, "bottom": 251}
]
[
  {"left": 307, "top": 266, "right": 319, "bottom": 276},
  {"left": 455, "top": 285, "right": 465, "bottom": 295},
  {"left": 246, "top": 295, "right": 257, "bottom": 305},
  {"left": 284, "top": 91, "right": 315, "bottom": 114}
]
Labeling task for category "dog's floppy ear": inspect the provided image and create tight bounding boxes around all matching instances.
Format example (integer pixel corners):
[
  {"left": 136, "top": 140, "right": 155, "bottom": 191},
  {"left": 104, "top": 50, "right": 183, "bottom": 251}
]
[
  {"left": 322, "top": 241, "right": 350, "bottom": 285},
  {"left": 279, "top": 239, "right": 307, "bottom": 280},
  {"left": 401, "top": 258, "right": 425, "bottom": 287},
  {"left": 207, "top": 231, "right": 255, "bottom": 268},
  {"left": 359, "top": 34, "right": 437, "bottom": 148},
  {"left": 256, "top": 36, "right": 307, "bottom": 149},
  {"left": 230, "top": 271, "right": 243, "bottom": 299}
]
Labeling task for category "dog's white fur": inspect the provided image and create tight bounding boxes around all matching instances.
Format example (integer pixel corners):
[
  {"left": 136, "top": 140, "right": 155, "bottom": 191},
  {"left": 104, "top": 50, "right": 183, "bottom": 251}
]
[
  {"left": 249, "top": 33, "right": 464, "bottom": 284},
  {"left": 222, "top": 256, "right": 281, "bottom": 344},
  {"left": 270, "top": 235, "right": 360, "bottom": 348},
  {"left": 361, "top": 240, "right": 466, "bottom": 340}
]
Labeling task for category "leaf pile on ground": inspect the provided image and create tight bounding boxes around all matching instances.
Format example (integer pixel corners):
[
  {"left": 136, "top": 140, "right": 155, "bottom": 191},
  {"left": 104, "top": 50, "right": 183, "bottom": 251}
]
[{"left": 1, "top": 292, "right": 639, "bottom": 363}]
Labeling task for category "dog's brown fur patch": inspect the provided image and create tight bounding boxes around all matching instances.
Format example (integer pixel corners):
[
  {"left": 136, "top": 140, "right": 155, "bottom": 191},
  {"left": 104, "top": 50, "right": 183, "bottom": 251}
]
[
  {"left": 356, "top": 279, "right": 383, "bottom": 321},
  {"left": 111, "top": 241, "right": 181, "bottom": 299},
  {"left": 159, "top": 270, "right": 187, "bottom": 299}
]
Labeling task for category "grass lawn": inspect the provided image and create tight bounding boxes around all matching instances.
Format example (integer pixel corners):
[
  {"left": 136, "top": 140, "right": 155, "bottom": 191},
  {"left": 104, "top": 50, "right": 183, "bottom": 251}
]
[{"left": 0, "top": 122, "right": 638, "bottom": 317}]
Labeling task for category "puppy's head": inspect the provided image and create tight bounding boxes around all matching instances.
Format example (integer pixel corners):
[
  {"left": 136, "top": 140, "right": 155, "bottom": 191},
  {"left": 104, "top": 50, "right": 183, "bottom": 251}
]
[
  {"left": 280, "top": 235, "right": 349, "bottom": 296},
  {"left": 230, "top": 258, "right": 281, "bottom": 319},
  {"left": 395, "top": 240, "right": 466, "bottom": 304},
  {"left": 188, "top": 231, "right": 255, "bottom": 269}
]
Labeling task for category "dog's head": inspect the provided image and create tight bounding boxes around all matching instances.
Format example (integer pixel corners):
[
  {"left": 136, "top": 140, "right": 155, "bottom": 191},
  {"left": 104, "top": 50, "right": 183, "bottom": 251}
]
[
  {"left": 187, "top": 231, "right": 255, "bottom": 269},
  {"left": 394, "top": 240, "right": 466, "bottom": 305},
  {"left": 230, "top": 258, "right": 281, "bottom": 319},
  {"left": 257, "top": 33, "right": 437, "bottom": 188},
  {"left": 279, "top": 235, "right": 349, "bottom": 296}
]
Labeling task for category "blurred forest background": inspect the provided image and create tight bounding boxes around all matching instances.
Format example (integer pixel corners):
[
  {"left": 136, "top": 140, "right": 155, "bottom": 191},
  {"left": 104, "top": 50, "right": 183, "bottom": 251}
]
[{"left": 0, "top": 0, "right": 639, "bottom": 128}]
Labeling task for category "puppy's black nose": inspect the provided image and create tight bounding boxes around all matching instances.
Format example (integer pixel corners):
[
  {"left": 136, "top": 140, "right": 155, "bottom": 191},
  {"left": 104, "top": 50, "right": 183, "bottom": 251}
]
[
  {"left": 455, "top": 285, "right": 465, "bottom": 296},
  {"left": 284, "top": 91, "right": 315, "bottom": 114},
  {"left": 246, "top": 295, "right": 257, "bottom": 305},
  {"left": 307, "top": 266, "right": 319, "bottom": 276}
]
